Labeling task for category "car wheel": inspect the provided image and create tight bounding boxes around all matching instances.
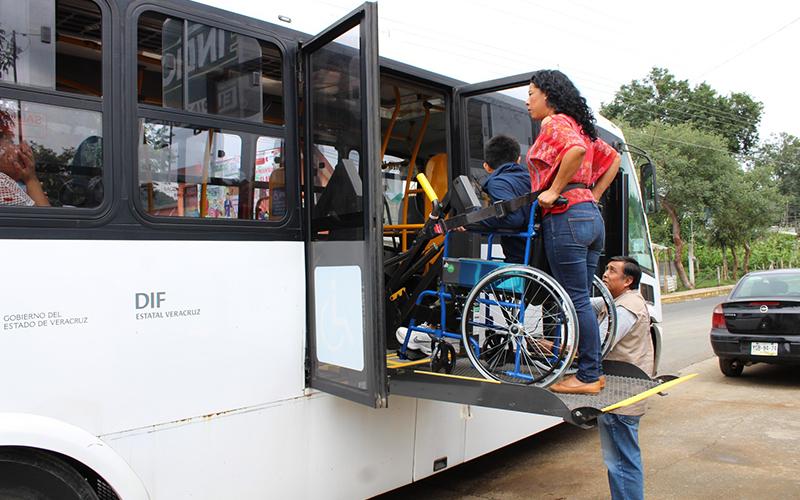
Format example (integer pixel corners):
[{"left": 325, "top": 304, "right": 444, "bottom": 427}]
[{"left": 719, "top": 358, "right": 744, "bottom": 377}]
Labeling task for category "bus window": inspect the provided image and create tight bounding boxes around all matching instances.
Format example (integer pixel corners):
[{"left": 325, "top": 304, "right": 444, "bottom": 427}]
[
  {"left": 138, "top": 119, "right": 283, "bottom": 221},
  {"left": 255, "top": 135, "right": 285, "bottom": 221},
  {"left": 0, "top": 98, "right": 102, "bottom": 208},
  {"left": 307, "top": 25, "right": 365, "bottom": 241},
  {"left": 137, "top": 12, "right": 284, "bottom": 125},
  {"left": 626, "top": 156, "right": 655, "bottom": 272},
  {"left": 464, "top": 89, "right": 534, "bottom": 182},
  {"left": 0, "top": 0, "right": 103, "bottom": 97},
  {"left": 467, "top": 99, "right": 487, "bottom": 173},
  {"left": 0, "top": 0, "right": 105, "bottom": 211}
]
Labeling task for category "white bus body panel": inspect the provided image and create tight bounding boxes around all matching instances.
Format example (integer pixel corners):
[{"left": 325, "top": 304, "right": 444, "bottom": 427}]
[
  {"left": 102, "top": 393, "right": 418, "bottom": 500},
  {"left": 412, "top": 399, "right": 466, "bottom": 480},
  {"left": 465, "top": 407, "right": 560, "bottom": 461},
  {"left": 0, "top": 240, "right": 307, "bottom": 436}
]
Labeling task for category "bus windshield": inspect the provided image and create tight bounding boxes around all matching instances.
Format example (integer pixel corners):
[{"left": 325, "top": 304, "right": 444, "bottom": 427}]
[{"left": 624, "top": 153, "right": 655, "bottom": 272}]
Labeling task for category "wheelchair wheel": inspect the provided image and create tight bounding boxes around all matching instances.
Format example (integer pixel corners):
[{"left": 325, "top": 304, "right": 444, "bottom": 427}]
[
  {"left": 592, "top": 276, "right": 618, "bottom": 359},
  {"left": 461, "top": 265, "right": 578, "bottom": 387},
  {"left": 431, "top": 340, "right": 456, "bottom": 374},
  {"left": 563, "top": 276, "right": 618, "bottom": 377}
]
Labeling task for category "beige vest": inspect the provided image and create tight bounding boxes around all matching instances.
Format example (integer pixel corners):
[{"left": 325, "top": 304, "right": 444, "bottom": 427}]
[{"left": 606, "top": 289, "right": 653, "bottom": 416}]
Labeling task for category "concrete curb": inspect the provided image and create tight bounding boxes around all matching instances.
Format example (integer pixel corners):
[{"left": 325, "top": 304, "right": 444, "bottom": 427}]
[{"left": 661, "top": 285, "right": 735, "bottom": 304}]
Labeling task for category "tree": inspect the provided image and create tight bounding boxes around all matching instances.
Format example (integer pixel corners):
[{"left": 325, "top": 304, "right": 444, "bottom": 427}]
[
  {"left": 754, "top": 133, "right": 800, "bottom": 229},
  {"left": 706, "top": 170, "right": 744, "bottom": 279},
  {"left": 601, "top": 67, "right": 763, "bottom": 154},
  {"left": 622, "top": 122, "right": 740, "bottom": 288},
  {"left": 740, "top": 165, "right": 784, "bottom": 273}
]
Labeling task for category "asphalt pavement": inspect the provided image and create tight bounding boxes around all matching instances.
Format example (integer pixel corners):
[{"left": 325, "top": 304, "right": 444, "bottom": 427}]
[
  {"left": 658, "top": 296, "right": 719, "bottom": 374},
  {"left": 377, "top": 291, "right": 800, "bottom": 499}
]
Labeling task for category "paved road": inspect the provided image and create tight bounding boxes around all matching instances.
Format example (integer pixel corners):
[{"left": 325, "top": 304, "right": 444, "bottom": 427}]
[{"left": 658, "top": 296, "right": 721, "bottom": 374}]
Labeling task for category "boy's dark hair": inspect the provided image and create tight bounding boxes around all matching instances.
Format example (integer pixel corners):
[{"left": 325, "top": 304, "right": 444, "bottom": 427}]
[
  {"left": 609, "top": 256, "right": 642, "bottom": 290},
  {"left": 484, "top": 135, "right": 520, "bottom": 169}
]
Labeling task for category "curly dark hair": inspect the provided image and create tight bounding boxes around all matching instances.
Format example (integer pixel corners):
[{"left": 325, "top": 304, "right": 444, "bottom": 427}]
[{"left": 530, "top": 70, "right": 597, "bottom": 141}]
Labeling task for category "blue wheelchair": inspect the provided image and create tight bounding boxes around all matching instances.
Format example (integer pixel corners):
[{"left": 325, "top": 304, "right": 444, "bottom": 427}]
[{"left": 395, "top": 175, "right": 616, "bottom": 387}]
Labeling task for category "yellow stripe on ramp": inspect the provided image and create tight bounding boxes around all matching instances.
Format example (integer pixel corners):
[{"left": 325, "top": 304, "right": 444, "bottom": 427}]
[
  {"left": 601, "top": 373, "right": 698, "bottom": 413},
  {"left": 413, "top": 370, "right": 502, "bottom": 384},
  {"left": 387, "top": 358, "right": 431, "bottom": 369}
]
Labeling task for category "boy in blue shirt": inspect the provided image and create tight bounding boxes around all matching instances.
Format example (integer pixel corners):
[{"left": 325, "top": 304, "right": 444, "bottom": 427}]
[{"left": 471, "top": 135, "right": 532, "bottom": 263}]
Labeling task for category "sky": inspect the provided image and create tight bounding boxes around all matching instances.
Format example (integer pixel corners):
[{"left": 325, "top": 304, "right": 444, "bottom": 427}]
[{"left": 198, "top": 0, "right": 800, "bottom": 142}]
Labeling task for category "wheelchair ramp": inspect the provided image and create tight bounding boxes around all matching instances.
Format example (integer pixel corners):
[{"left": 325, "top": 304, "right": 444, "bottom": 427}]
[{"left": 388, "top": 357, "right": 696, "bottom": 427}]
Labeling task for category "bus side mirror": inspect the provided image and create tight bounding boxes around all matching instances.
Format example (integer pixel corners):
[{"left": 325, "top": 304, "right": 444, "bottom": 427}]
[{"left": 640, "top": 162, "right": 658, "bottom": 214}]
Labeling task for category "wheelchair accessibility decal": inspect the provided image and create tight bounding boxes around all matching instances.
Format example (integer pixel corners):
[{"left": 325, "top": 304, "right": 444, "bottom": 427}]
[{"left": 314, "top": 265, "right": 365, "bottom": 371}]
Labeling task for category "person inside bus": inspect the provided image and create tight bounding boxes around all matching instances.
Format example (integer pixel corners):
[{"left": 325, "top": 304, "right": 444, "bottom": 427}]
[
  {"left": 0, "top": 128, "right": 49, "bottom": 207},
  {"left": 525, "top": 69, "right": 620, "bottom": 394},
  {"left": 454, "top": 134, "right": 531, "bottom": 264},
  {"left": 593, "top": 256, "right": 653, "bottom": 500}
]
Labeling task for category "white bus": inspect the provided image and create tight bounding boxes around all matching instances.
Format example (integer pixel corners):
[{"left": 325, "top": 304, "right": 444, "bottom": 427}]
[{"left": 0, "top": 1, "right": 663, "bottom": 498}]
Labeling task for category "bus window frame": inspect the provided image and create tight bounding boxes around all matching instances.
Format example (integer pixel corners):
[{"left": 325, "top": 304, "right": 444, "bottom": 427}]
[
  {"left": 0, "top": 0, "right": 113, "bottom": 226},
  {"left": 127, "top": 2, "right": 299, "bottom": 231}
]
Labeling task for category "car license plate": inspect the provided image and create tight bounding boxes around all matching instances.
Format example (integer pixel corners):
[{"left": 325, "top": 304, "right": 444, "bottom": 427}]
[{"left": 751, "top": 342, "right": 778, "bottom": 356}]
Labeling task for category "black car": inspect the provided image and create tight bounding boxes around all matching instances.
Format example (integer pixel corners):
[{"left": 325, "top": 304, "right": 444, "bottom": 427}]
[{"left": 710, "top": 269, "right": 800, "bottom": 376}]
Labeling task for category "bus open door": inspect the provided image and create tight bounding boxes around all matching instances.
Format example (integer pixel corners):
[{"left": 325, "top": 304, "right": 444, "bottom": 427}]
[{"left": 300, "top": 3, "right": 387, "bottom": 408}]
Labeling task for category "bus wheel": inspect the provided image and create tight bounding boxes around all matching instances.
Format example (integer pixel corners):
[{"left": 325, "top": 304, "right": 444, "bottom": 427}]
[{"left": 0, "top": 449, "right": 100, "bottom": 500}]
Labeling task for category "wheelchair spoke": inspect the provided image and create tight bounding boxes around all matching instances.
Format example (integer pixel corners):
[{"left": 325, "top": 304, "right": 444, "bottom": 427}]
[{"left": 462, "top": 267, "right": 578, "bottom": 387}]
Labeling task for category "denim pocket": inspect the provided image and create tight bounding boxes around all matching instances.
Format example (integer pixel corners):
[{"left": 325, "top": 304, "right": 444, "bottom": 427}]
[
  {"left": 568, "top": 217, "right": 595, "bottom": 246},
  {"left": 618, "top": 414, "right": 641, "bottom": 426}
]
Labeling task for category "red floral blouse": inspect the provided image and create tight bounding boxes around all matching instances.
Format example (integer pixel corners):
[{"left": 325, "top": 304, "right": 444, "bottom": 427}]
[{"left": 526, "top": 113, "right": 618, "bottom": 214}]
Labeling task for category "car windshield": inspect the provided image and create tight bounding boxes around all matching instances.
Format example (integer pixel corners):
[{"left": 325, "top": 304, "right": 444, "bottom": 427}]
[{"left": 732, "top": 273, "right": 800, "bottom": 298}]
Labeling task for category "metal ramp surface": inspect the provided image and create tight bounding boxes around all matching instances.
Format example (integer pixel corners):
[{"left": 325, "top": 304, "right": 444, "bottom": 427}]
[{"left": 388, "top": 356, "right": 695, "bottom": 427}]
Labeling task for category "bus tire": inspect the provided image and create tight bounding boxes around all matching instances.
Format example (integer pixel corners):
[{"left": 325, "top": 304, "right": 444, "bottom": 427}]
[{"left": 0, "top": 448, "right": 100, "bottom": 500}]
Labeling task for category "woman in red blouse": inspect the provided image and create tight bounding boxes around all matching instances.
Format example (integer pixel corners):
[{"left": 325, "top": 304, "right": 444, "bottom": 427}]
[{"left": 526, "top": 70, "right": 620, "bottom": 394}]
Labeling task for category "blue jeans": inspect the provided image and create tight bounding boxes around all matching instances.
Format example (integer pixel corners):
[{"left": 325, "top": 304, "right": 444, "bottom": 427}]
[
  {"left": 598, "top": 413, "right": 644, "bottom": 500},
  {"left": 542, "top": 202, "right": 604, "bottom": 382}
]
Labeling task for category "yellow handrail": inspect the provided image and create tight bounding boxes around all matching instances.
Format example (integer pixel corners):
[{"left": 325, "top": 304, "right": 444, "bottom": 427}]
[
  {"left": 381, "top": 86, "right": 401, "bottom": 159},
  {"left": 416, "top": 172, "right": 438, "bottom": 203},
  {"left": 400, "top": 104, "right": 432, "bottom": 250}
]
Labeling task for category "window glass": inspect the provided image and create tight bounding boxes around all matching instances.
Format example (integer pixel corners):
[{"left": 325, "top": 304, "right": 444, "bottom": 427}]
[
  {"left": 466, "top": 98, "right": 486, "bottom": 169},
  {"left": 308, "top": 26, "right": 364, "bottom": 240},
  {"left": 137, "top": 12, "right": 284, "bottom": 125},
  {"left": 625, "top": 154, "right": 654, "bottom": 272},
  {"left": 490, "top": 101, "right": 533, "bottom": 154},
  {"left": 732, "top": 274, "right": 800, "bottom": 298},
  {"left": 138, "top": 118, "right": 284, "bottom": 221},
  {"left": 254, "top": 136, "right": 285, "bottom": 221},
  {"left": 466, "top": 88, "right": 533, "bottom": 181},
  {"left": 381, "top": 153, "right": 407, "bottom": 226},
  {"left": 0, "top": 98, "right": 102, "bottom": 208},
  {"left": 0, "top": 0, "right": 102, "bottom": 97}
]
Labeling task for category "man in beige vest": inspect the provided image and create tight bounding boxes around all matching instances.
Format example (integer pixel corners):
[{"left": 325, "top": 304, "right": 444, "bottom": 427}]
[{"left": 598, "top": 256, "right": 653, "bottom": 500}]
